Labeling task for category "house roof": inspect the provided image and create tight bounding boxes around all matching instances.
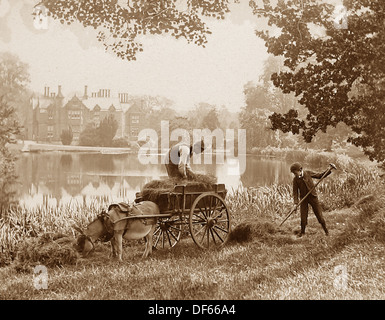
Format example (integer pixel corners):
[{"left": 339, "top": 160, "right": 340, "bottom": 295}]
[
  {"left": 81, "top": 97, "right": 123, "bottom": 111},
  {"left": 127, "top": 103, "right": 142, "bottom": 113},
  {"left": 31, "top": 97, "right": 54, "bottom": 109},
  {"left": 31, "top": 93, "right": 71, "bottom": 109}
]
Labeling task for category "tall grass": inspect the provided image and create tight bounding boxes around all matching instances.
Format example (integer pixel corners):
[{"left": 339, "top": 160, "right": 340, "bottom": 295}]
[
  {"left": 0, "top": 160, "right": 381, "bottom": 267},
  {"left": 226, "top": 161, "right": 380, "bottom": 225},
  {"left": 251, "top": 147, "right": 363, "bottom": 170},
  {"left": 0, "top": 201, "right": 107, "bottom": 266},
  {"left": 0, "top": 162, "right": 384, "bottom": 299}
]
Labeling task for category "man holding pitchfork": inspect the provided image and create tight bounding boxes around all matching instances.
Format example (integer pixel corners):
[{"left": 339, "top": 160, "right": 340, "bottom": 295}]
[{"left": 289, "top": 162, "right": 337, "bottom": 237}]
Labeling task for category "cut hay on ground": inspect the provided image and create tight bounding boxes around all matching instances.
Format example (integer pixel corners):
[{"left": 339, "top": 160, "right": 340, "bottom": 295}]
[
  {"left": 228, "top": 219, "right": 297, "bottom": 245},
  {"left": 140, "top": 174, "right": 218, "bottom": 202},
  {"left": 14, "top": 232, "right": 78, "bottom": 271}
]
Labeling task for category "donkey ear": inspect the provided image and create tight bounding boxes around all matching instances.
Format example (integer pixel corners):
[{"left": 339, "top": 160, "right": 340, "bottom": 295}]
[{"left": 72, "top": 224, "right": 84, "bottom": 235}]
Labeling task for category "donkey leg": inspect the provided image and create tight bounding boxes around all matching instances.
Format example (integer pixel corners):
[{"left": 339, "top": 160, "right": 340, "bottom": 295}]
[
  {"left": 142, "top": 225, "right": 156, "bottom": 258},
  {"left": 142, "top": 235, "right": 149, "bottom": 258},
  {"left": 110, "top": 238, "right": 117, "bottom": 258},
  {"left": 115, "top": 233, "right": 123, "bottom": 261}
]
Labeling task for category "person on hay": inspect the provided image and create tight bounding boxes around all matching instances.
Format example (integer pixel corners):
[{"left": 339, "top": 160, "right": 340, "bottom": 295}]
[
  {"left": 164, "top": 140, "right": 206, "bottom": 180},
  {"left": 290, "top": 162, "right": 336, "bottom": 238}
]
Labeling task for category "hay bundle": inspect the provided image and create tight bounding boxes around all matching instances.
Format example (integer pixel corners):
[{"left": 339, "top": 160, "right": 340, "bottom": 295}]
[
  {"left": 15, "top": 232, "right": 78, "bottom": 270},
  {"left": 228, "top": 219, "right": 278, "bottom": 243},
  {"left": 141, "top": 173, "right": 218, "bottom": 202}
]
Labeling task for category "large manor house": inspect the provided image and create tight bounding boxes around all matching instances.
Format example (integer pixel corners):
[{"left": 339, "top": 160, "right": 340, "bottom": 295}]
[{"left": 25, "top": 85, "right": 145, "bottom": 143}]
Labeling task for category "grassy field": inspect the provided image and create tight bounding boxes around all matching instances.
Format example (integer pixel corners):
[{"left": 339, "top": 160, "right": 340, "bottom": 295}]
[{"left": 1, "top": 162, "right": 384, "bottom": 300}]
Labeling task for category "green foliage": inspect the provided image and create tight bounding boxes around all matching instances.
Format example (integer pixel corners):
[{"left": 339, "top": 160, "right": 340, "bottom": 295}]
[
  {"left": 239, "top": 56, "right": 304, "bottom": 150},
  {"left": 60, "top": 127, "right": 73, "bottom": 145},
  {"left": 78, "top": 123, "right": 99, "bottom": 147},
  {"left": 0, "top": 52, "right": 28, "bottom": 215},
  {"left": 111, "top": 137, "right": 129, "bottom": 148},
  {"left": 98, "top": 115, "right": 118, "bottom": 147},
  {"left": 0, "top": 147, "right": 18, "bottom": 215},
  {"left": 201, "top": 107, "right": 220, "bottom": 131},
  {"left": 78, "top": 115, "right": 118, "bottom": 147},
  {"left": 254, "top": 0, "right": 385, "bottom": 162},
  {"left": 42, "top": 0, "right": 231, "bottom": 61}
]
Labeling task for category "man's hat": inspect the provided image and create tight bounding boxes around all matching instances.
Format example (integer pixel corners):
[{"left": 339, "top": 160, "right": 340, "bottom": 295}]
[{"left": 290, "top": 162, "right": 302, "bottom": 173}]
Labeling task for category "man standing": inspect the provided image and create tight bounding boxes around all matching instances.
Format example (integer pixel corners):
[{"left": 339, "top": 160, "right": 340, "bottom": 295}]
[
  {"left": 164, "top": 140, "right": 205, "bottom": 179},
  {"left": 290, "top": 162, "right": 335, "bottom": 237}
]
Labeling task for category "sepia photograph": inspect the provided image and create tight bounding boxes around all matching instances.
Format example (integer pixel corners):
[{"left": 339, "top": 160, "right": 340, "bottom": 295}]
[{"left": 0, "top": 0, "right": 384, "bottom": 306}]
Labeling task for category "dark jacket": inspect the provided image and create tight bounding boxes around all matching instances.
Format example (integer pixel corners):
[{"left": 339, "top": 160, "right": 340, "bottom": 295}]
[{"left": 293, "top": 169, "right": 331, "bottom": 204}]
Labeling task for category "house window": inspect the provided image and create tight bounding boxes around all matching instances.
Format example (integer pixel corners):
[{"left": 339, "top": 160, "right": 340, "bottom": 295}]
[
  {"left": 131, "top": 119, "right": 139, "bottom": 124},
  {"left": 47, "top": 126, "right": 54, "bottom": 132},
  {"left": 68, "top": 110, "right": 81, "bottom": 119},
  {"left": 131, "top": 128, "right": 139, "bottom": 137},
  {"left": 67, "top": 175, "right": 81, "bottom": 185}
]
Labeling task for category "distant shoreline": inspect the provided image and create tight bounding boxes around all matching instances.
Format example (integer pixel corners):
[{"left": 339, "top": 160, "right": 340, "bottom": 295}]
[{"left": 9, "top": 140, "right": 137, "bottom": 154}]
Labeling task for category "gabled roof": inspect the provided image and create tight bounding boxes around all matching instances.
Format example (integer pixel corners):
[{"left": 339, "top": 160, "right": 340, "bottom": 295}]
[
  {"left": 64, "top": 95, "right": 87, "bottom": 109},
  {"left": 82, "top": 97, "right": 122, "bottom": 111},
  {"left": 31, "top": 97, "right": 54, "bottom": 110},
  {"left": 127, "top": 103, "right": 142, "bottom": 114}
]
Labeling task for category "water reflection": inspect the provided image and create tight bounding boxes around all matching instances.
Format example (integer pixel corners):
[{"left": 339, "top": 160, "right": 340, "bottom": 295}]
[{"left": 15, "top": 153, "right": 294, "bottom": 208}]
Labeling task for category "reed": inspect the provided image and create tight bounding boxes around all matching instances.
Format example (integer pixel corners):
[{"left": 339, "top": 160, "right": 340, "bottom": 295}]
[
  {"left": 0, "top": 161, "right": 381, "bottom": 267},
  {"left": 0, "top": 201, "right": 106, "bottom": 266}
]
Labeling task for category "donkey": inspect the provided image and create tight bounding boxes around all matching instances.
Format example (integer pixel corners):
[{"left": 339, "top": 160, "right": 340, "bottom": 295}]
[{"left": 74, "top": 201, "right": 160, "bottom": 261}]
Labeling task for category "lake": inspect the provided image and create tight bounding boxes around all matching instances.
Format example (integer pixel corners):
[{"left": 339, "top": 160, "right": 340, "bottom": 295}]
[{"left": 15, "top": 152, "right": 295, "bottom": 208}]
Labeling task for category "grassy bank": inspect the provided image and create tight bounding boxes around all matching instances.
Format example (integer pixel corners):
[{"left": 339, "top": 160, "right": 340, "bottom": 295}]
[
  {"left": 1, "top": 162, "right": 384, "bottom": 300},
  {"left": 250, "top": 145, "right": 370, "bottom": 167}
]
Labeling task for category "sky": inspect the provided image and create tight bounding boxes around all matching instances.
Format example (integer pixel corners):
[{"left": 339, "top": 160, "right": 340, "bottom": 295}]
[{"left": 0, "top": 0, "right": 273, "bottom": 112}]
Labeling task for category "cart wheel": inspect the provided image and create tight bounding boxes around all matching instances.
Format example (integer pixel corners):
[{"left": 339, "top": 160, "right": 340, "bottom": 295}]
[
  {"left": 189, "top": 192, "right": 231, "bottom": 249},
  {"left": 153, "top": 216, "right": 182, "bottom": 249}
]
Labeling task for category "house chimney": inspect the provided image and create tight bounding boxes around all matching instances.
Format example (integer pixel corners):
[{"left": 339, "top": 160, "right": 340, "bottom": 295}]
[
  {"left": 46, "top": 87, "right": 50, "bottom": 97},
  {"left": 83, "top": 85, "right": 88, "bottom": 99},
  {"left": 57, "top": 85, "right": 63, "bottom": 98},
  {"left": 44, "top": 86, "right": 47, "bottom": 97}
]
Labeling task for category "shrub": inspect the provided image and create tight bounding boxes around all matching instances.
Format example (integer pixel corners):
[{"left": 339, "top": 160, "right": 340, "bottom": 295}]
[
  {"left": 112, "top": 137, "right": 129, "bottom": 148},
  {"left": 60, "top": 127, "right": 73, "bottom": 145}
]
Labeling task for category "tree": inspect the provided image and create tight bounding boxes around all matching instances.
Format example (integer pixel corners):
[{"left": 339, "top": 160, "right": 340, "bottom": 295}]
[
  {"left": 0, "top": 52, "right": 29, "bottom": 213},
  {"left": 79, "top": 115, "right": 118, "bottom": 147},
  {"left": 201, "top": 107, "right": 219, "bottom": 131},
  {"left": 41, "top": 0, "right": 230, "bottom": 61},
  {"left": 98, "top": 114, "right": 118, "bottom": 147},
  {"left": 0, "top": 97, "right": 21, "bottom": 214},
  {"left": 60, "top": 127, "right": 73, "bottom": 145},
  {"left": 78, "top": 123, "right": 99, "bottom": 146},
  {"left": 253, "top": 0, "right": 385, "bottom": 162},
  {"left": 0, "top": 52, "right": 31, "bottom": 139}
]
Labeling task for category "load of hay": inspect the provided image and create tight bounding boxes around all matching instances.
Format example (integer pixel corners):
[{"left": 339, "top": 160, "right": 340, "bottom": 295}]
[
  {"left": 14, "top": 232, "right": 78, "bottom": 271},
  {"left": 228, "top": 219, "right": 297, "bottom": 245},
  {"left": 140, "top": 173, "right": 218, "bottom": 203}
]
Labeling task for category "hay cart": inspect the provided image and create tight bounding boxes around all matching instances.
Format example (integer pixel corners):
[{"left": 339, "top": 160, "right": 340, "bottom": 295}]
[{"left": 134, "top": 183, "right": 231, "bottom": 250}]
